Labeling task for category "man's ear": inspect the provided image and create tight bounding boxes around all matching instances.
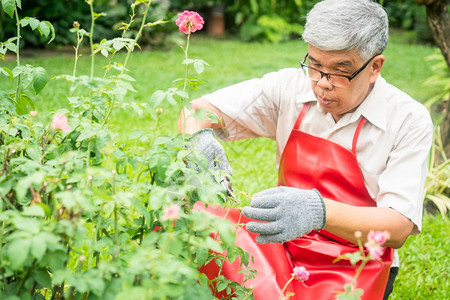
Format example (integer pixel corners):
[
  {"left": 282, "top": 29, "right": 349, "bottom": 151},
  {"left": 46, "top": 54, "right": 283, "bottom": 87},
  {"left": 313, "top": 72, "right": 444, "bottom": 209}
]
[{"left": 369, "top": 55, "right": 385, "bottom": 83}]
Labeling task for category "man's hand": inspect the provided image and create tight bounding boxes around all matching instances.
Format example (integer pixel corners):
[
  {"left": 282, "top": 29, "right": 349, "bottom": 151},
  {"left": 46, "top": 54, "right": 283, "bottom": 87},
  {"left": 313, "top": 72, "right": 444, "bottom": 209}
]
[
  {"left": 187, "top": 128, "right": 232, "bottom": 176},
  {"left": 242, "top": 186, "right": 326, "bottom": 244}
]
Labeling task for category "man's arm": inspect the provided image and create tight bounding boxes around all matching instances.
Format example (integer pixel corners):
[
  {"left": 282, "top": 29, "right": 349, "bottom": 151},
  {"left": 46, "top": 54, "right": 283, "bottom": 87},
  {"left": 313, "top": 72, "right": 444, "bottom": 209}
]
[
  {"left": 177, "top": 97, "right": 224, "bottom": 134},
  {"left": 323, "top": 199, "right": 414, "bottom": 249},
  {"left": 243, "top": 187, "right": 414, "bottom": 249}
]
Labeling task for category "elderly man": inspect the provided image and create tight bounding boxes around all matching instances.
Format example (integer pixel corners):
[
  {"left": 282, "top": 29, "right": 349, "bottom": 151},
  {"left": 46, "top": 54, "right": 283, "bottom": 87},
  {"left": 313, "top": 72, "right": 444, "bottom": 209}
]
[{"left": 179, "top": 0, "right": 433, "bottom": 298}]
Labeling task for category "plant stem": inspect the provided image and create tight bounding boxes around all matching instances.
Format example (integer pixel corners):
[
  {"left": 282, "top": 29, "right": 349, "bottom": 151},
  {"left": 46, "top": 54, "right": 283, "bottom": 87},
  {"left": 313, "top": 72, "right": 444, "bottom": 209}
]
[
  {"left": 101, "top": 1, "right": 151, "bottom": 128},
  {"left": 72, "top": 30, "right": 83, "bottom": 78},
  {"left": 121, "top": 2, "right": 151, "bottom": 74},
  {"left": 279, "top": 276, "right": 295, "bottom": 299},
  {"left": 181, "top": 28, "right": 192, "bottom": 140},
  {"left": 88, "top": 0, "right": 95, "bottom": 79},
  {"left": 350, "top": 258, "right": 369, "bottom": 289},
  {"left": 14, "top": 7, "right": 21, "bottom": 103}
]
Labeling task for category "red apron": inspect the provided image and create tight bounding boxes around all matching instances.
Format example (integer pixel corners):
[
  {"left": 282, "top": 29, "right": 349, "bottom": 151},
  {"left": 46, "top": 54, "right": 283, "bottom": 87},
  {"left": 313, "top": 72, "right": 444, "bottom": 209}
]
[{"left": 198, "top": 102, "right": 393, "bottom": 299}]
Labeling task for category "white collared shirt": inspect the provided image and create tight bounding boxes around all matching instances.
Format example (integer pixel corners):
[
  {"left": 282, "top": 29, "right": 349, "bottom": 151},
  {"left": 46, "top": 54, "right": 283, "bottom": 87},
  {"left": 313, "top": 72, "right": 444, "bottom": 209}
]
[{"left": 205, "top": 68, "right": 433, "bottom": 267}]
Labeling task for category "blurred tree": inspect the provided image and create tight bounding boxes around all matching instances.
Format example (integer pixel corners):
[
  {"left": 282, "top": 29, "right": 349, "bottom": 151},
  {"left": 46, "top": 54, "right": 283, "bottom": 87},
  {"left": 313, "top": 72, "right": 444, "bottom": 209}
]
[{"left": 415, "top": 0, "right": 449, "bottom": 157}]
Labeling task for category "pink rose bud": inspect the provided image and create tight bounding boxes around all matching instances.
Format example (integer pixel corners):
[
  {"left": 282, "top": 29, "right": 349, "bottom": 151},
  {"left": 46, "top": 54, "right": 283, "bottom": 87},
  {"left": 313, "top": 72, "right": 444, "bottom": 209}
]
[
  {"left": 292, "top": 266, "right": 309, "bottom": 282},
  {"left": 51, "top": 114, "right": 71, "bottom": 133},
  {"left": 175, "top": 10, "right": 204, "bottom": 34},
  {"left": 30, "top": 110, "right": 37, "bottom": 117},
  {"left": 354, "top": 231, "right": 362, "bottom": 239},
  {"left": 73, "top": 21, "right": 79, "bottom": 27}
]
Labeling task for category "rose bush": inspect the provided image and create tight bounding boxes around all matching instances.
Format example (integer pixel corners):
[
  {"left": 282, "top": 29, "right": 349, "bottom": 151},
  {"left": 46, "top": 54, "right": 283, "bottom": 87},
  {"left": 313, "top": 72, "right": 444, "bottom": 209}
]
[{"left": 0, "top": 1, "right": 252, "bottom": 299}]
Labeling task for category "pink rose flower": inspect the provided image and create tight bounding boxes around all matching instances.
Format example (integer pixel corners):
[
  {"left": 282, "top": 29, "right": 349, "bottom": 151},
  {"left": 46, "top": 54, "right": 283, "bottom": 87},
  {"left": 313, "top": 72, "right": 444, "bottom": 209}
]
[
  {"left": 367, "top": 230, "right": 390, "bottom": 245},
  {"left": 175, "top": 10, "right": 204, "bottom": 34},
  {"left": 163, "top": 204, "right": 181, "bottom": 221},
  {"left": 292, "top": 266, "right": 309, "bottom": 282},
  {"left": 364, "top": 230, "right": 390, "bottom": 260},
  {"left": 51, "top": 113, "right": 71, "bottom": 133}
]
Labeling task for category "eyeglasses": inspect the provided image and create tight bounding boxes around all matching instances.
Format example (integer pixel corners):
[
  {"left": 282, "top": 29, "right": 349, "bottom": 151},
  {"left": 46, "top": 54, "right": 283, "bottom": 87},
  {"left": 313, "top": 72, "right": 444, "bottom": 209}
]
[{"left": 300, "top": 52, "right": 380, "bottom": 87}]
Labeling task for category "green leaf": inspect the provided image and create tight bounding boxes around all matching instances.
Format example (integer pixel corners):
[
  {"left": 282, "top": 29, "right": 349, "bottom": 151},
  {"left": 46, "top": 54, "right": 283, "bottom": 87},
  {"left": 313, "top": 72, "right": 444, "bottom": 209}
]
[
  {"left": 1, "top": 66, "right": 14, "bottom": 81},
  {"left": 26, "top": 147, "right": 40, "bottom": 161},
  {"left": 36, "top": 203, "right": 51, "bottom": 218},
  {"left": 354, "top": 288, "right": 364, "bottom": 296},
  {"left": 216, "top": 221, "right": 235, "bottom": 247},
  {"left": 38, "top": 21, "right": 50, "bottom": 37},
  {"left": 15, "top": 92, "right": 35, "bottom": 115},
  {"left": 144, "top": 19, "right": 168, "bottom": 27},
  {"left": 8, "top": 238, "right": 31, "bottom": 269},
  {"left": 195, "top": 247, "right": 208, "bottom": 267},
  {"left": 33, "top": 270, "right": 52, "bottom": 289},
  {"left": 194, "top": 61, "right": 204, "bottom": 74},
  {"left": 0, "top": 88, "right": 15, "bottom": 113},
  {"left": 345, "top": 251, "right": 362, "bottom": 266},
  {"left": 32, "top": 66, "right": 48, "bottom": 94},
  {"left": 149, "top": 90, "right": 166, "bottom": 107},
  {"left": 216, "top": 279, "right": 228, "bottom": 292},
  {"left": 28, "top": 17, "right": 40, "bottom": 30},
  {"left": 22, "top": 205, "right": 45, "bottom": 217},
  {"left": 2, "top": 0, "right": 16, "bottom": 18},
  {"left": 31, "top": 235, "right": 47, "bottom": 260}
]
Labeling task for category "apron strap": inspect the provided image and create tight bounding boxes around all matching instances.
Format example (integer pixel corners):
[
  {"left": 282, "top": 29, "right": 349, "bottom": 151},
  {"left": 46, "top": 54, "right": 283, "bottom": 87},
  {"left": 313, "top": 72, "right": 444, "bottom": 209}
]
[
  {"left": 352, "top": 117, "right": 367, "bottom": 154},
  {"left": 294, "top": 102, "right": 311, "bottom": 130},
  {"left": 294, "top": 103, "right": 366, "bottom": 155}
]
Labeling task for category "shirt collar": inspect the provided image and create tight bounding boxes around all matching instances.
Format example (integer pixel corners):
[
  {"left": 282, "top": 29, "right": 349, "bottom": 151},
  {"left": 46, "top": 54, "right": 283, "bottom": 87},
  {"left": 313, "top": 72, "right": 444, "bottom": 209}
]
[
  {"left": 297, "top": 76, "right": 387, "bottom": 131},
  {"left": 356, "top": 76, "right": 387, "bottom": 131}
]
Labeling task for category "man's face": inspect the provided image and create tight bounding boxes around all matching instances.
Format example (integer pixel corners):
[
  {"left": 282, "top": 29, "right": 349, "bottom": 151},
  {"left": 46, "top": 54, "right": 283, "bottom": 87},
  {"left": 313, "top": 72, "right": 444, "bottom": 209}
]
[{"left": 306, "top": 45, "right": 384, "bottom": 122}]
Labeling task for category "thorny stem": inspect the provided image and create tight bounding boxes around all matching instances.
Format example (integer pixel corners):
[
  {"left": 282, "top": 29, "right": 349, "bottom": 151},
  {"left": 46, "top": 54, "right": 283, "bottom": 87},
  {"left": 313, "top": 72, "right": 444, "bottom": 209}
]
[
  {"left": 279, "top": 276, "right": 295, "bottom": 299},
  {"left": 88, "top": 0, "right": 95, "bottom": 79},
  {"left": 101, "top": 1, "right": 152, "bottom": 128},
  {"left": 1, "top": 148, "right": 10, "bottom": 177},
  {"left": 113, "top": 171, "right": 118, "bottom": 249},
  {"left": 72, "top": 28, "right": 84, "bottom": 78},
  {"left": 121, "top": 2, "right": 151, "bottom": 74},
  {"left": 181, "top": 27, "right": 192, "bottom": 140},
  {"left": 14, "top": 8, "right": 21, "bottom": 104},
  {"left": 17, "top": 260, "right": 36, "bottom": 294},
  {"left": 14, "top": 8, "right": 20, "bottom": 66},
  {"left": 350, "top": 259, "right": 369, "bottom": 289},
  {"left": 103, "top": 7, "right": 135, "bottom": 79}
]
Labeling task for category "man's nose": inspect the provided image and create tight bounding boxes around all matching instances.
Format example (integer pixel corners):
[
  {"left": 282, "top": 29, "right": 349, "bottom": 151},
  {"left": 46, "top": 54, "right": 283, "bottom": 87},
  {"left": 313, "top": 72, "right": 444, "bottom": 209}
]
[{"left": 317, "top": 73, "right": 332, "bottom": 89}]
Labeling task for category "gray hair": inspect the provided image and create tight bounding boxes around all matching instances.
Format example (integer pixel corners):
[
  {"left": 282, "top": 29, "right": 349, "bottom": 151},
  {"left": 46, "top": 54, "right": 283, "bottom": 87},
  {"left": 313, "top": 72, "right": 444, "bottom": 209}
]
[{"left": 302, "top": 0, "right": 389, "bottom": 60}]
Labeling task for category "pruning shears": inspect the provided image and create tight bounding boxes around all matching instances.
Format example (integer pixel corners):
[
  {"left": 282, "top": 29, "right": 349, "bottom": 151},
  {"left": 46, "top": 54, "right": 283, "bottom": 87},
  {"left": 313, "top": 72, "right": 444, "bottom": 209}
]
[{"left": 220, "top": 175, "right": 239, "bottom": 204}]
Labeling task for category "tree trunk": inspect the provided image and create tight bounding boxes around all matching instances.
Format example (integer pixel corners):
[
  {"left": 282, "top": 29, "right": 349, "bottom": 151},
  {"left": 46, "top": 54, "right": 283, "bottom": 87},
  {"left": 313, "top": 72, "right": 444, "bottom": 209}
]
[
  {"left": 415, "top": 0, "right": 450, "bottom": 159},
  {"left": 442, "top": 101, "right": 450, "bottom": 159}
]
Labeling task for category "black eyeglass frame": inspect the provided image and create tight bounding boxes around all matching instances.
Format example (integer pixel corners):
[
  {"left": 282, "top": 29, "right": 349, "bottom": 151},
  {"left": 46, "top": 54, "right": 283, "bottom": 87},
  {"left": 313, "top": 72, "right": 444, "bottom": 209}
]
[{"left": 300, "top": 52, "right": 381, "bottom": 87}]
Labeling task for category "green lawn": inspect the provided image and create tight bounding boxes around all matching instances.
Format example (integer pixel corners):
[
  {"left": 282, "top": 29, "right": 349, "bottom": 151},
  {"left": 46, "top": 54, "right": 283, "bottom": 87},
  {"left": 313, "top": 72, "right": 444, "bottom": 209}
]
[{"left": 3, "top": 32, "right": 449, "bottom": 298}]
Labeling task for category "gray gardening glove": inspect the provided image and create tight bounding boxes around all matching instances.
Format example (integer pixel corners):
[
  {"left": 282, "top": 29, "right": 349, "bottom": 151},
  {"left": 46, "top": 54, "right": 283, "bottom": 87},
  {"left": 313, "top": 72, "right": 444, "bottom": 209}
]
[
  {"left": 242, "top": 186, "right": 326, "bottom": 244},
  {"left": 187, "top": 128, "right": 232, "bottom": 176}
]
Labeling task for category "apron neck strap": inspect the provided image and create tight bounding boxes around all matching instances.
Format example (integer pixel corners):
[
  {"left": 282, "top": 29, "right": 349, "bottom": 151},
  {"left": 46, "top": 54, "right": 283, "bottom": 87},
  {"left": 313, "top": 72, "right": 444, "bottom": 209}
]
[
  {"left": 294, "top": 102, "right": 311, "bottom": 130},
  {"left": 294, "top": 102, "right": 367, "bottom": 155},
  {"left": 352, "top": 117, "right": 367, "bottom": 154}
]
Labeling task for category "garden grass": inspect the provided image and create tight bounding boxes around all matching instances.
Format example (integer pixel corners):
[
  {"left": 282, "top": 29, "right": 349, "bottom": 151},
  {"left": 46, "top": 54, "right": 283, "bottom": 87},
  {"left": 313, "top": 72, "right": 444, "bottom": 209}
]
[{"left": 2, "top": 32, "right": 449, "bottom": 298}]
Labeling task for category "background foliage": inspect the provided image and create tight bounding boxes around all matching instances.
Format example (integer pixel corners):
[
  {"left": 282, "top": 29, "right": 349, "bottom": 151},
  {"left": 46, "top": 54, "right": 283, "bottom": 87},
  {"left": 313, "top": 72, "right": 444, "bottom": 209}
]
[{"left": 0, "top": 0, "right": 434, "bottom": 47}]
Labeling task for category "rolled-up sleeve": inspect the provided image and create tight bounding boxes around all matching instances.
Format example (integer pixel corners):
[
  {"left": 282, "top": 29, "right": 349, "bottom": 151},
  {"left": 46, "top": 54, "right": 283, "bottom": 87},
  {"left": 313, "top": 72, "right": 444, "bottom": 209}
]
[{"left": 376, "top": 119, "right": 433, "bottom": 234}]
